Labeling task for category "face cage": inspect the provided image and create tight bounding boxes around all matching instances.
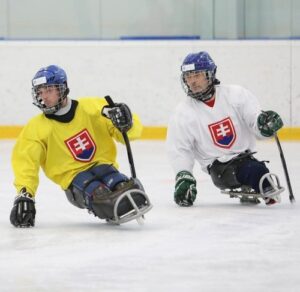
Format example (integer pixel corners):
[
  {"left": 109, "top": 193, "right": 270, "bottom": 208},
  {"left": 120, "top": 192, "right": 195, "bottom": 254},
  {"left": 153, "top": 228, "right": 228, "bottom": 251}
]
[
  {"left": 32, "top": 84, "right": 67, "bottom": 114},
  {"left": 181, "top": 70, "right": 215, "bottom": 102}
]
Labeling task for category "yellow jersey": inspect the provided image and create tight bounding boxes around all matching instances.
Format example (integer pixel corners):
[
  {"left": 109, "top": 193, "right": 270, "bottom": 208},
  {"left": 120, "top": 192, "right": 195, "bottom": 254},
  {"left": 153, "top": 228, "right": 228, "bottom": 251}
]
[{"left": 11, "top": 97, "right": 143, "bottom": 196}]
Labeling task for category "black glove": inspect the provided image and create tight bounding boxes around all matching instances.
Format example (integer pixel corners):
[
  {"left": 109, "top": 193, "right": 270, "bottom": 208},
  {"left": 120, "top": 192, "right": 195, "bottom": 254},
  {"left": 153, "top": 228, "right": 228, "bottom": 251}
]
[
  {"left": 102, "top": 103, "right": 133, "bottom": 132},
  {"left": 10, "top": 188, "right": 36, "bottom": 228},
  {"left": 257, "top": 110, "right": 283, "bottom": 137}
]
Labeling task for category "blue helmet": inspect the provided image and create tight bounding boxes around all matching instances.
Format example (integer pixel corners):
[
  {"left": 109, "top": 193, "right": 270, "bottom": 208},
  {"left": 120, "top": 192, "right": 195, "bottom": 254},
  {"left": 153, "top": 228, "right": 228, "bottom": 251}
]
[
  {"left": 181, "top": 51, "right": 219, "bottom": 102},
  {"left": 32, "top": 65, "right": 69, "bottom": 114}
]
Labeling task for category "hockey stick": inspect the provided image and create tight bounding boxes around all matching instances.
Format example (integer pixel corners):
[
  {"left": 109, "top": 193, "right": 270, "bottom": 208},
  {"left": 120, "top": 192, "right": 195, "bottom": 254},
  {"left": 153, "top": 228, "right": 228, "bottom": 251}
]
[
  {"left": 104, "top": 95, "right": 136, "bottom": 178},
  {"left": 274, "top": 133, "right": 295, "bottom": 203}
]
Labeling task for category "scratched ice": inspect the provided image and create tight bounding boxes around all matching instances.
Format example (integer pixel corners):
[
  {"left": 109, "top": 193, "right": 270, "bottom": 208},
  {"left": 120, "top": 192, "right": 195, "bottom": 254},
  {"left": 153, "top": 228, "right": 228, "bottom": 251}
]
[{"left": 0, "top": 140, "right": 299, "bottom": 292}]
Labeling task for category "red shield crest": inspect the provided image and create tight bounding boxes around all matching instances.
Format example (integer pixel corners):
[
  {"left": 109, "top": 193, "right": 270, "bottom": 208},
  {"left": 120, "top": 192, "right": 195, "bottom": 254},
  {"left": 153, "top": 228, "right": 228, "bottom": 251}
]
[
  {"left": 208, "top": 117, "right": 236, "bottom": 148},
  {"left": 65, "top": 129, "right": 96, "bottom": 162}
]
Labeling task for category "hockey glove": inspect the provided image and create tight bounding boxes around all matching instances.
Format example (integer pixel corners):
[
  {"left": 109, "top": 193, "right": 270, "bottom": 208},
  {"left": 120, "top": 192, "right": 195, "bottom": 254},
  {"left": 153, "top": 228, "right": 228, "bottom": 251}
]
[
  {"left": 174, "top": 171, "right": 197, "bottom": 207},
  {"left": 10, "top": 188, "right": 36, "bottom": 228},
  {"left": 257, "top": 110, "right": 283, "bottom": 137},
  {"left": 102, "top": 103, "right": 133, "bottom": 133}
]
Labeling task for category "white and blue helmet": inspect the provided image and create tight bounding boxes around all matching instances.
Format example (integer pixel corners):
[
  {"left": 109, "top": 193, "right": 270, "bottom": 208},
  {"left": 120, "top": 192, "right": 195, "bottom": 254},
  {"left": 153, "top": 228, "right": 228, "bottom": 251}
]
[
  {"left": 181, "top": 51, "right": 220, "bottom": 102},
  {"left": 32, "top": 65, "right": 69, "bottom": 114}
]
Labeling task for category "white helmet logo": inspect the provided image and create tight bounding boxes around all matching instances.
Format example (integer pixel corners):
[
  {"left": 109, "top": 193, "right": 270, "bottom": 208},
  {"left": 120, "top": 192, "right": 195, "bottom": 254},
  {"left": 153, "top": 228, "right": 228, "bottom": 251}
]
[{"left": 32, "top": 76, "right": 47, "bottom": 86}]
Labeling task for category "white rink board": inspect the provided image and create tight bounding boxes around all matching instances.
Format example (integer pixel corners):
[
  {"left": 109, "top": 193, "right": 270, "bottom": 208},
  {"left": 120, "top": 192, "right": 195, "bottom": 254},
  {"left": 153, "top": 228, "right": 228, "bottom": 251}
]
[{"left": 0, "top": 40, "right": 299, "bottom": 126}]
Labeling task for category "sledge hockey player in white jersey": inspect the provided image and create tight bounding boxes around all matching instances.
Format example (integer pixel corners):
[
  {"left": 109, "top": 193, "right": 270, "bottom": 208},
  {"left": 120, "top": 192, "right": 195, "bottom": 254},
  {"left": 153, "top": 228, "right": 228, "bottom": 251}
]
[
  {"left": 166, "top": 51, "right": 284, "bottom": 207},
  {"left": 10, "top": 65, "right": 152, "bottom": 227}
]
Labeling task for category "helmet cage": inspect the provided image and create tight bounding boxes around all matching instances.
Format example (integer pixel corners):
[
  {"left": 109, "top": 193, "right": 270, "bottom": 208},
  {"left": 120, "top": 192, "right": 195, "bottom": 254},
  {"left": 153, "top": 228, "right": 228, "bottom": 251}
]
[
  {"left": 181, "top": 69, "right": 216, "bottom": 102},
  {"left": 32, "top": 83, "right": 68, "bottom": 114}
]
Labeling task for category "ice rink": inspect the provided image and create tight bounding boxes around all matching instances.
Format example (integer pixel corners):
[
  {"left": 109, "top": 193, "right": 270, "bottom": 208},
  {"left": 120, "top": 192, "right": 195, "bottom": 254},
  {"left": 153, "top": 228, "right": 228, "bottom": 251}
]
[{"left": 0, "top": 139, "right": 300, "bottom": 292}]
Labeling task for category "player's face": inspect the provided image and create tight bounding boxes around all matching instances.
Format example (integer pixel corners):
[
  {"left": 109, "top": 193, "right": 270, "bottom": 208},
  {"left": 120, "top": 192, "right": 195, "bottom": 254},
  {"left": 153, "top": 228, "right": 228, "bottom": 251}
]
[
  {"left": 184, "top": 71, "right": 209, "bottom": 94},
  {"left": 36, "top": 85, "right": 60, "bottom": 107}
]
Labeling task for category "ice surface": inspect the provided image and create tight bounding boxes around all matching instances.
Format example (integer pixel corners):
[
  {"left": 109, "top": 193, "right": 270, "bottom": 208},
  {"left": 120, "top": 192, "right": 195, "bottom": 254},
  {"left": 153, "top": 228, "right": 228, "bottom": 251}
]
[{"left": 1, "top": 140, "right": 300, "bottom": 292}]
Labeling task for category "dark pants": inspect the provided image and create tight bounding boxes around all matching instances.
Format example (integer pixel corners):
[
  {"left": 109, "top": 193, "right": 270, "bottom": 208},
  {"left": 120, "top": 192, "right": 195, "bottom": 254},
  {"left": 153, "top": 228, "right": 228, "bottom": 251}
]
[
  {"left": 209, "top": 153, "right": 270, "bottom": 193},
  {"left": 66, "top": 164, "right": 128, "bottom": 209},
  {"left": 236, "top": 159, "right": 270, "bottom": 193},
  {"left": 65, "top": 164, "right": 148, "bottom": 220}
]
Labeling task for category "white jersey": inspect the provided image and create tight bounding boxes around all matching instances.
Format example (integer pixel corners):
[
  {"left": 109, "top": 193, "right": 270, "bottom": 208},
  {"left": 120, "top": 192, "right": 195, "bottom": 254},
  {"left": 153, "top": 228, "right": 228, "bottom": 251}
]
[{"left": 166, "top": 84, "right": 265, "bottom": 174}]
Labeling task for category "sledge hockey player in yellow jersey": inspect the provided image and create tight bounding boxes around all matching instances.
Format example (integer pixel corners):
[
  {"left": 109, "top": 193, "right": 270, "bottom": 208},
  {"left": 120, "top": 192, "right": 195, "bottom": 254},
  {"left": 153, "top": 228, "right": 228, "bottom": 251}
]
[{"left": 10, "top": 65, "right": 152, "bottom": 227}]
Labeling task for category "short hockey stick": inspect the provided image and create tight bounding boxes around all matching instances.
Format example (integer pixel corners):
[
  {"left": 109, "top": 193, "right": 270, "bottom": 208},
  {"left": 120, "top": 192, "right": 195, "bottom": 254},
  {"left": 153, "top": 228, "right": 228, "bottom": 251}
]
[
  {"left": 274, "top": 133, "right": 295, "bottom": 203},
  {"left": 104, "top": 95, "right": 136, "bottom": 178}
]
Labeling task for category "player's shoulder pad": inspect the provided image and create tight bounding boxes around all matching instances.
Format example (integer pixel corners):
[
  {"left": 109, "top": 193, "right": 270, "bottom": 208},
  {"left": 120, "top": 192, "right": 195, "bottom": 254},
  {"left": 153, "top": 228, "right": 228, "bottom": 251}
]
[
  {"left": 77, "top": 96, "right": 108, "bottom": 110},
  {"left": 219, "top": 84, "right": 254, "bottom": 104},
  {"left": 21, "top": 113, "right": 51, "bottom": 138},
  {"left": 77, "top": 96, "right": 107, "bottom": 107}
]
